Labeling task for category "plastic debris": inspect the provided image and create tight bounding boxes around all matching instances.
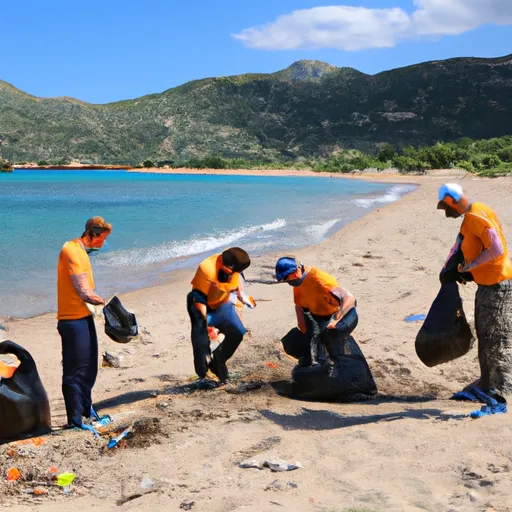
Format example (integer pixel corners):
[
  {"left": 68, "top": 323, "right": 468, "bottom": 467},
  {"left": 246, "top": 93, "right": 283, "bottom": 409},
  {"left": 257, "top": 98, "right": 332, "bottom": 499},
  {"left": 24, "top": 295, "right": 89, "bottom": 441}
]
[
  {"left": 107, "top": 427, "right": 132, "bottom": 449},
  {"left": 0, "top": 353, "right": 20, "bottom": 378},
  {"left": 239, "top": 459, "right": 264, "bottom": 469},
  {"left": 264, "top": 459, "right": 303, "bottom": 472},
  {"left": 48, "top": 466, "right": 59, "bottom": 475},
  {"left": 405, "top": 314, "right": 427, "bottom": 323},
  {"left": 7, "top": 467, "right": 21, "bottom": 481},
  {"left": 239, "top": 459, "right": 302, "bottom": 472},
  {"left": 207, "top": 326, "right": 220, "bottom": 341},
  {"left": 15, "top": 436, "right": 45, "bottom": 447},
  {"left": 0, "top": 324, "right": 8, "bottom": 332},
  {"left": 102, "top": 351, "right": 123, "bottom": 368},
  {"left": 265, "top": 362, "right": 280, "bottom": 369},
  {"left": 56, "top": 473, "right": 76, "bottom": 487},
  {"left": 140, "top": 477, "right": 155, "bottom": 491},
  {"left": 26, "top": 487, "right": 48, "bottom": 496}
]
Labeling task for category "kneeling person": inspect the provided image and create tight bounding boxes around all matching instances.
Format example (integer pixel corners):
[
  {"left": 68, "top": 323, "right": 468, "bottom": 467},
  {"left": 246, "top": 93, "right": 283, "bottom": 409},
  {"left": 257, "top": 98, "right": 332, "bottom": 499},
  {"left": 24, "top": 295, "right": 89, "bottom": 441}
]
[
  {"left": 276, "top": 256, "right": 357, "bottom": 364},
  {"left": 276, "top": 257, "right": 377, "bottom": 400},
  {"left": 187, "top": 247, "right": 254, "bottom": 387}
]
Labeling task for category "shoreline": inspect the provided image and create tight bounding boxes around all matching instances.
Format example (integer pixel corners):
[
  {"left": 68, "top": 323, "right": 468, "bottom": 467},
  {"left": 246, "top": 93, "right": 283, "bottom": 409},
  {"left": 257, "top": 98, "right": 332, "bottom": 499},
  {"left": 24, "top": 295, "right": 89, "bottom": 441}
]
[
  {"left": 1, "top": 169, "right": 470, "bottom": 323},
  {"left": 12, "top": 164, "right": 469, "bottom": 184},
  {"left": 1, "top": 176, "right": 422, "bottom": 323}
]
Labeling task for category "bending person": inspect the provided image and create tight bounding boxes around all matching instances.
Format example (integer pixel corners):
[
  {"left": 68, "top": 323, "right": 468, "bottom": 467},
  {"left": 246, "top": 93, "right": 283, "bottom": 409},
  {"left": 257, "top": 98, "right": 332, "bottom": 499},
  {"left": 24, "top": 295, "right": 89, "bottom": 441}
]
[
  {"left": 438, "top": 183, "right": 512, "bottom": 412},
  {"left": 275, "top": 256, "right": 357, "bottom": 366},
  {"left": 187, "top": 247, "right": 254, "bottom": 388},
  {"left": 57, "top": 217, "right": 112, "bottom": 433}
]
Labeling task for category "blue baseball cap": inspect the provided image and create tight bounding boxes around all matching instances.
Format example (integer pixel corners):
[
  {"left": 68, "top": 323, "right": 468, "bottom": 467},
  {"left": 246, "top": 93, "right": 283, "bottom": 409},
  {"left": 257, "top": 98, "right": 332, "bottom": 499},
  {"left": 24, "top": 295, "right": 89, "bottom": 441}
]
[
  {"left": 438, "top": 183, "right": 464, "bottom": 206},
  {"left": 275, "top": 257, "right": 299, "bottom": 282}
]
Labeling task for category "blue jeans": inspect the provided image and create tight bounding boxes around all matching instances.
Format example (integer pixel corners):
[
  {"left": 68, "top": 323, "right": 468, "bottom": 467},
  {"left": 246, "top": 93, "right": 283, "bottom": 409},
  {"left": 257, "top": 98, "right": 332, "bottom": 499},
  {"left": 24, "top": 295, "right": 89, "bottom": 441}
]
[{"left": 57, "top": 315, "right": 98, "bottom": 427}]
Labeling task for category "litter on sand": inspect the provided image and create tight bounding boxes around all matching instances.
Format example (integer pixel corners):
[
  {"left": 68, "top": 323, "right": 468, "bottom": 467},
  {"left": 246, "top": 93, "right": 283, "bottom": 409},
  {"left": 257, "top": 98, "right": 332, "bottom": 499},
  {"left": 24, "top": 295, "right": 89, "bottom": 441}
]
[
  {"left": 107, "top": 427, "right": 132, "bottom": 449},
  {"left": 404, "top": 314, "right": 427, "bottom": 323},
  {"left": 239, "top": 458, "right": 303, "bottom": 472},
  {"left": 56, "top": 473, "right": 76, "bottom": 487}
]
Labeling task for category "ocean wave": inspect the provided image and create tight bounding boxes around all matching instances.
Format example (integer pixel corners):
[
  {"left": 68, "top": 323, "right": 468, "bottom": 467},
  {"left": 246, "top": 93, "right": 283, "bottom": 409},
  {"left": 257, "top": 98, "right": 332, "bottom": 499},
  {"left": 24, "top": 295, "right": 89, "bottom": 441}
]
[
  {"left": 306, "top": 219, "right": 341, "bottom": 240},
  {"left": 98, "top": 218, "right": 286, "bottom": 267},
  {"left": 351, "top": 185, "right": 415, "bottom": 209}
]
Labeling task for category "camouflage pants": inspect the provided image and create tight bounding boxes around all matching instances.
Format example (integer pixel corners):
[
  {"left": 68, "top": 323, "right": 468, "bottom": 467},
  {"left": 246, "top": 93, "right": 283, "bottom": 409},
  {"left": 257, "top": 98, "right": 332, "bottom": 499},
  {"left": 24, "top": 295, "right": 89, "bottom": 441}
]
[{"left": 475, "top": 279, "right": 512, "bottom": 397}]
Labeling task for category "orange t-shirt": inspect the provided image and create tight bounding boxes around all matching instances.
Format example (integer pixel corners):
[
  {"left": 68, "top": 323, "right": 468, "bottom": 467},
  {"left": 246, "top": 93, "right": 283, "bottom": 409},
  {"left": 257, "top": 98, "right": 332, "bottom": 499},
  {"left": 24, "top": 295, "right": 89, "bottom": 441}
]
[
  {"left": 460, "top": 202, "right": 512, "bottom": 285},
  {"left": 57, "top": 239, "right": 94, "bottom": 320},
  {"left": 191, "top": 253, "right": 240, "bottom": 310},
  {"left": 293, "top": 267, "right": 341, "bottom": 316}
]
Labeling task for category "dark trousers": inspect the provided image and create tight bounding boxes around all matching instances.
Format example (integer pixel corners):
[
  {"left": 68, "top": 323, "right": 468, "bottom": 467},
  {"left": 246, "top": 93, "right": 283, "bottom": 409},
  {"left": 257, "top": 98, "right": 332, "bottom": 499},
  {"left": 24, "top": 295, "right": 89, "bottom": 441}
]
[
  {"left": 57, "top": 315, "right": 98, "bottom": 426},
  {"left": 187, "top": 293, "right": 246, "bottom": 381},
  {"left": 282, "top": 308, "right": 359, "bottom": 365}
]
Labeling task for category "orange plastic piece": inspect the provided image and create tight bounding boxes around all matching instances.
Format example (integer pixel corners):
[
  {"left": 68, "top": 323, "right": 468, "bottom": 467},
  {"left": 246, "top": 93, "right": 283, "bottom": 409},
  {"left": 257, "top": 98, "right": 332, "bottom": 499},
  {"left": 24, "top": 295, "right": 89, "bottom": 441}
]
[
  {"left": 48, "top": 466, "right": 59, "bottom": 475},
  {"left": 7, "top": 468, "right": 21, "bottom": 481},
  {"left": 16, "top": 437, "right": 45, "bottom": 447},
  {"left": 265, "top": 362, "right": 280, "bottom": 369},
  {"left": 0, "top": 355, "right": 20, "bottom": 378},
  {"left": 207, "top": 326, "right": 219, "bottom": 341},
  {"left": 33, "top": 487, "right": 48, "bottom": 495}
]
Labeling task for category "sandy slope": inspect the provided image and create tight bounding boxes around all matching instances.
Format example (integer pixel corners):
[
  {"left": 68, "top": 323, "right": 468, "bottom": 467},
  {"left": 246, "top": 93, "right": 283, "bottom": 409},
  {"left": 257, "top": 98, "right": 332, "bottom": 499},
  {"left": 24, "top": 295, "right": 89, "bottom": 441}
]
[{"left": 2, "top": 172, "right": 512, "bottom": 512}]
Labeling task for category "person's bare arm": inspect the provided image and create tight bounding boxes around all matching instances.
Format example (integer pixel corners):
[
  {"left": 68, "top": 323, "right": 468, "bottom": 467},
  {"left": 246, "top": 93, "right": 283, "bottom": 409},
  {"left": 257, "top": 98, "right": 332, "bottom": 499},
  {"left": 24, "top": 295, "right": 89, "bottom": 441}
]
[
  {"left": 71, "top": 274, "right": 104, "bottom": 305},
  {"left": 327, "top": 287, "right": 356, "bottom": 329}
]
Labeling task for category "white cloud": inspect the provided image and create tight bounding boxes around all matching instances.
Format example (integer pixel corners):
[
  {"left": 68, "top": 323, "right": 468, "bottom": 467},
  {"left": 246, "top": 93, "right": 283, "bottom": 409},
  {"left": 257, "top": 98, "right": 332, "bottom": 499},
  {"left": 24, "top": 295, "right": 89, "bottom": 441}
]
[{"left": 233, "top": 1, "right": 512, "bottom": 51}]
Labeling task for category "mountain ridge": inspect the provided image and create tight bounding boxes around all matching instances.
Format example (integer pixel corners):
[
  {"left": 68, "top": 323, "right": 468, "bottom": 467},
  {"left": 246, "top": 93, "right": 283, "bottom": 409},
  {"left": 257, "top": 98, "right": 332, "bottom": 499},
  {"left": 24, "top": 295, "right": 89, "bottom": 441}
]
[{"left": 1, "top": 54, "right": 511, "bottom": 164}]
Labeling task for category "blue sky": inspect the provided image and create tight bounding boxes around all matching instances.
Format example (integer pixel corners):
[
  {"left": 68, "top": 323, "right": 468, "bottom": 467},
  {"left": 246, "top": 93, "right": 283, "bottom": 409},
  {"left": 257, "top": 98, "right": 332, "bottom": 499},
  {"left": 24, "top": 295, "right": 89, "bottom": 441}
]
[{"left": 3, "top": 0, "right": 511, "bottom": 104}]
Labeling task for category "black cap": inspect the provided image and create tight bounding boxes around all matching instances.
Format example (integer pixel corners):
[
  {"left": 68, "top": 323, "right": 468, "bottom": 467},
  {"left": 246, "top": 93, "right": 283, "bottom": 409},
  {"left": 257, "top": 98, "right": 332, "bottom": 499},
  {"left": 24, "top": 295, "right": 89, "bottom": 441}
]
[{"left": 221, "top": 247, "right": 251, "bottom": 272}]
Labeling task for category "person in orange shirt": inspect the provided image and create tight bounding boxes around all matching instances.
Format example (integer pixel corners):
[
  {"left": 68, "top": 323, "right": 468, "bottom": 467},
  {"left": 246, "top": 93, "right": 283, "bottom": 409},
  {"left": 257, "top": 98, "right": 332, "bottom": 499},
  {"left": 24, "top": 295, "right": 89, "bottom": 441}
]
[
  {"left": 275, "top": 256, "right": 357, "bottom": 366},
  {"left": 57, "top": 217, "right": 112, "bottom": 432},
  {"left": 187, "top": 247, "right": 254, "bottom": 388},
  {"left": 438, "top": 184, "right": 512, "bottom": 412}
]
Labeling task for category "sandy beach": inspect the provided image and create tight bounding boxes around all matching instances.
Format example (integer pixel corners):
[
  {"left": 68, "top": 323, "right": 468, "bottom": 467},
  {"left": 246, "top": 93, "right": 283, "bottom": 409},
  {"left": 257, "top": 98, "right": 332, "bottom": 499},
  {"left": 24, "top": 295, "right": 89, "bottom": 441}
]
[{"left": 2, "top": 170, "right": 512, "bottom": 512}]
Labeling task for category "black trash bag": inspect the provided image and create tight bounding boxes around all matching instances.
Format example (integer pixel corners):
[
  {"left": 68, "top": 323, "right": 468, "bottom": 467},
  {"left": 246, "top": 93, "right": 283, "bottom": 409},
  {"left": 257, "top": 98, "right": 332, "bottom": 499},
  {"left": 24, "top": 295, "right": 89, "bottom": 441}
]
[
  {"left": 440, "top": 234, "right": 474, "bottom": 285},
  {"left": 0, "top": 340, "right": 51, "bottom": 442},
  {"left": 415, "top": 282, "right": 474, "bottom": 367},
  {"left": 282, "top": 328, "right": 377, "bottom": 401},
  {"left": 281, "top": 327, "right": 311, "bottom": 361},
  {"left": 103, "top": 296, "right": 138, "bottom": 344}
]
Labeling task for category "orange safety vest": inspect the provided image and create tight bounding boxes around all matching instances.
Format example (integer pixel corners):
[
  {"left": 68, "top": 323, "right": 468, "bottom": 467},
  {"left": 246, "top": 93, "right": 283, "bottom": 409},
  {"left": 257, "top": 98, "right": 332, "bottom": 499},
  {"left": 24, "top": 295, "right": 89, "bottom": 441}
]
[
  {"left": 460, "top": 202, "right": 512, "bottom": 286},
  {"left": 191, "top": 253, "right": 241, "bottom": 310},
  {"left": 293, "top": 267, "right": 341, "bottom": 316}
]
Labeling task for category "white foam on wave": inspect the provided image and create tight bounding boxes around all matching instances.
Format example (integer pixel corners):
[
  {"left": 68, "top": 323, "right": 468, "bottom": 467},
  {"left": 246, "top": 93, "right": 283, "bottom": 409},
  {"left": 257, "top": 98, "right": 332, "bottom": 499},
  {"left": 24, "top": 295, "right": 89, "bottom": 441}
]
[
  {"left": 306, "top": 219, "right": 341, "bottom": 241},
  {"left": 99, "top": 218, "right": 287, "bottom": 267},
  {"left": 351, "top": 185, "right": 415, "bottom": 209}
]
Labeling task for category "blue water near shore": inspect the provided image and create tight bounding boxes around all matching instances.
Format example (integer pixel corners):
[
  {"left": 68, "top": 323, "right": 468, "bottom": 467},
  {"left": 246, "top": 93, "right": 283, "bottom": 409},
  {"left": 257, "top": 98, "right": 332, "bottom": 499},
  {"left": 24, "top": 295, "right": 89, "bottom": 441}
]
[{"left": 0, "top": 170, "right": 415, "bottom": 318}]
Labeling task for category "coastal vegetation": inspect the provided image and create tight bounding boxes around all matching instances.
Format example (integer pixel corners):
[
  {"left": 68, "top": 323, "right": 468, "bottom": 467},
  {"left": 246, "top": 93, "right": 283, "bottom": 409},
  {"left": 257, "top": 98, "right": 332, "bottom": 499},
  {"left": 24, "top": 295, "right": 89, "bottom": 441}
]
[
  {"left": 131, "top": 135, "right": 512, "bottom": 178},
  {"left": 0, "top": 158, "right": 13, "bottom": 172}
]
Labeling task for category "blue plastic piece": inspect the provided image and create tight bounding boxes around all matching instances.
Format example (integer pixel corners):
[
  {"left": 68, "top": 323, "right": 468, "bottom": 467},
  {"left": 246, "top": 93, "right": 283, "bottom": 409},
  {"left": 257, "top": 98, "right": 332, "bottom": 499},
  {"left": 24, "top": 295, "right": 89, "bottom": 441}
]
[
  {"left": 470, "top": 402, "right": 508, "bottom": 419},
  {"left": 404, "top": 314, "right": 427, "bottom": 323}
]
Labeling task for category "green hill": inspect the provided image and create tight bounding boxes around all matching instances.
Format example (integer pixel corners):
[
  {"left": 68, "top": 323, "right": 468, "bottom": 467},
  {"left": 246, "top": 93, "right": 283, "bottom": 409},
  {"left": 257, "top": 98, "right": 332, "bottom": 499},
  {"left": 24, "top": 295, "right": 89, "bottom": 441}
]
[{"left": 1, "top": 55, "right": 511, "bottom": 165}]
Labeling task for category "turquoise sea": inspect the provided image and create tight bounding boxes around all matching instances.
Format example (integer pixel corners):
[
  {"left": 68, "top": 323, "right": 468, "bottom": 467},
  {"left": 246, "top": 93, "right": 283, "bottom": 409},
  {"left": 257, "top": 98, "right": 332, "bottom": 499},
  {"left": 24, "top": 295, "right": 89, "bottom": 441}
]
[{"left": 0, "top": 170, "right": 415, "bottom": 318}]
